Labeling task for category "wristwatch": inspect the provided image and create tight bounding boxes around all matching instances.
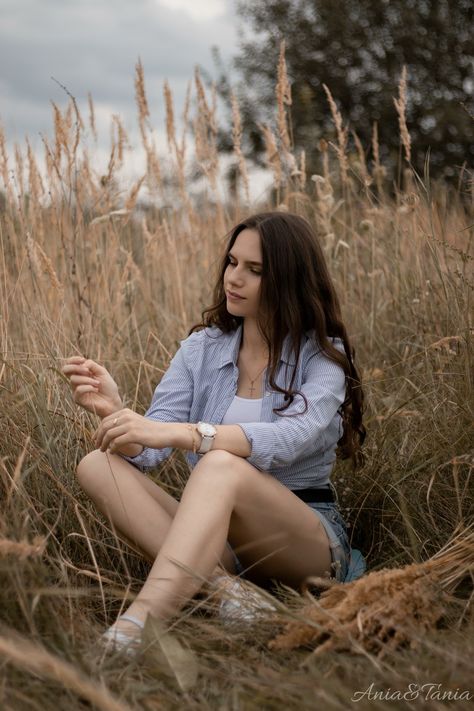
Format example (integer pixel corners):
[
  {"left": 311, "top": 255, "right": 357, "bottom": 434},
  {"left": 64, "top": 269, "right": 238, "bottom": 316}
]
[{"left": 196, "top": 421, "right": 217, "bottom": 454}]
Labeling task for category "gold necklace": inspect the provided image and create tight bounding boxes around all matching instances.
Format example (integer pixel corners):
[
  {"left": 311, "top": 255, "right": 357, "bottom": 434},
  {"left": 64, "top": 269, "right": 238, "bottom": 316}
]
[{"left": 238, "top": 361, "right": 268, "bottom": 397}]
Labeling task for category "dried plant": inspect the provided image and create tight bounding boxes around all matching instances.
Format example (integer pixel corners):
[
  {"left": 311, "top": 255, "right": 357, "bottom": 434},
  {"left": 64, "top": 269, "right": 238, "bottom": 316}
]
[
  {"left": 259, "top": 121, "right": 282, "bottom": 189},
  {"left": 193, "top": 67, "right": 219, "bottom": 192},
  {"left": 231, "top": 90, "right": 250, "bottom": 203},
  {"left": 88, "top": 91, "right": 97, "bottom": 141},
  {"left": 134, "top": 57, "right": 150, "bottom": 144},
  {"left": 0, "top": 632, "right": 131, "bottom": 711},
  {"left": 322, "top": 83, "right": 349, "bottom": 185},
  {"left": 394, "top": 64, "right": 412, "bottom": 165},
  {"left": 25, "top": 232, "right": 63, "bottom": 295},
  {"left": 0, "top": 536, "right": 46, "bottom": 559},
  {"left": 371, "top": 119, "right": 387, "bottom": 194},
  {"left": 164, "top": 79, "right": 177, "bottom": 154},
  {"left": 351, "top": 130, "right": 370, "bottom": 187},
  {"left": 276, "top": 39, "right": 292, "bottom": 154},
  {"left": 268, "top": 525, "right": 474, "bottom": 660},
  {"left": 26, "top": 138, "right": 45, "bottom": 206},
  {"left": 112, "top": 114, "right": 129, "bottom": 165}
]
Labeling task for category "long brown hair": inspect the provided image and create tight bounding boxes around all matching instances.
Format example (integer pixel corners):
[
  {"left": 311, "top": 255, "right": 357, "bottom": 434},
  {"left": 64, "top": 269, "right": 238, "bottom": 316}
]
[{"left": 189, "top": 211, "right": 366, "bottom": 470}]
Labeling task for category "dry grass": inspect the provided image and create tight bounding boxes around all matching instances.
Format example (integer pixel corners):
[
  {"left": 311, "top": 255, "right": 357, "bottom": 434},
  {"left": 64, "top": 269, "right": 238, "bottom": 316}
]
[
  {"left": 0, "top": 51, "right": 473, "bottom": 709},
  {"left": 269, "top": 523, "right": 474, "bottom": 659}
]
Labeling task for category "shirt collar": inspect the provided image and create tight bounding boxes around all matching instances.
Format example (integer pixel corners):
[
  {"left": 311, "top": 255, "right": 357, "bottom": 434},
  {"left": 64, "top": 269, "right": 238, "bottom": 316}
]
[{"left": 217, "top": 323, "right": 297, "bottom": 368}]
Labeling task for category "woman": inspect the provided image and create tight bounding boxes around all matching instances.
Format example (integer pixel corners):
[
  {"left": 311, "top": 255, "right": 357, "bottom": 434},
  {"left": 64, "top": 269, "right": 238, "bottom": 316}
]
[{"left": 62, "top": 211, "right": 366, "bottom": 652}]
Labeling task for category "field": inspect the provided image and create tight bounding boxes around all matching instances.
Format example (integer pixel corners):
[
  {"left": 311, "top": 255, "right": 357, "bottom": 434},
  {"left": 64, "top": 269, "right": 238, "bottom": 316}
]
[{"left": 0, "top": 56, "right": 473, "bottom": 709}]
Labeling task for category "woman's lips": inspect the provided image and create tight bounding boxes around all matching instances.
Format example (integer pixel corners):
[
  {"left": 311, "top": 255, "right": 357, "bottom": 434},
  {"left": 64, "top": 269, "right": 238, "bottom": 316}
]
[{"left": 227, "top": 290, "right": 245, "bottom": 300}]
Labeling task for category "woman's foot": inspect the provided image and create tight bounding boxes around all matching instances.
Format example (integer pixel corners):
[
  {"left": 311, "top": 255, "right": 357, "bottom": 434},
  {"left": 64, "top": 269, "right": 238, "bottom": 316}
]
[{"left": 101, "top": 613, "right": 145, "bottom": 655}]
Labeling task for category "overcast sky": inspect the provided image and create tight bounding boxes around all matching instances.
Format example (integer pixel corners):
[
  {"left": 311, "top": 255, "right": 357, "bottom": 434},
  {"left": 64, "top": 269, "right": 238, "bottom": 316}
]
[{"left": 0, "top": 0, "right": 253, "bottom": 189}]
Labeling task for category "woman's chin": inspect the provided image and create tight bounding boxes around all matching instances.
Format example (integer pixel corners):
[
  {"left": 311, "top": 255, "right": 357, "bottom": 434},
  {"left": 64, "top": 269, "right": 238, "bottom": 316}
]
[{"left": 226, "top": 299, "right": 242, "bottom": 310}]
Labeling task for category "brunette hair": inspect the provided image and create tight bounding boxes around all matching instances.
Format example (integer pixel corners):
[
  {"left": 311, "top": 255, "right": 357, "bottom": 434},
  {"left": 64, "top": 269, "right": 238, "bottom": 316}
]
[{"left": 189, "top": 211, "right": 366, "bottom": 470}]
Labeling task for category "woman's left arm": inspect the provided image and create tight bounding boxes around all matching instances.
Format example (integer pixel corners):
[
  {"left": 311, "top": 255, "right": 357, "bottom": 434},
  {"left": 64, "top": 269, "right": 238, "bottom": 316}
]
[
  {"left": 168, "top": 423, "right": 252, "bottom": 457},
  {"left": 95, "top": 417, "right": 251, "bottom": 457}
]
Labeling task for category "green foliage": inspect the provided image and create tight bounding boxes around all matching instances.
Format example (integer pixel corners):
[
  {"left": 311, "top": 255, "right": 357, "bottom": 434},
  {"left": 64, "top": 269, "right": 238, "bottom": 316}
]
[{"left": 210, "top": 0, "right": 473, "bottom": 184}]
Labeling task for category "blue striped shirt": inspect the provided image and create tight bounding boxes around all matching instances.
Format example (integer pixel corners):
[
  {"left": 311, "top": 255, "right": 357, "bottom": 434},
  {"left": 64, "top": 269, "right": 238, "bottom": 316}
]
[{"left": 122, "top": 323, "right": 347, "bottom": 489}]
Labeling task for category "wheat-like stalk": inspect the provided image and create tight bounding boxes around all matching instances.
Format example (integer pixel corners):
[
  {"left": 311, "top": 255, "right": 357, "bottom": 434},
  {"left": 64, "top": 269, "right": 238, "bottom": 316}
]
[
  {"left": 276, "top": 39, "right": 292, "bottom": 154},
  {"left": 26, "top": 233, "right": 63, "bottom": 294},
  {"left": 299, "top": 149, "right": 306, "bottom": 190},
  {"left": 135, "top": 57, "right": 150, "bottom": 143},
  {"left": 14, "top": 143, "right": 25, "bottom": 199},
  {"left": 352, "top": 130, "right": 370, "bottom": 186},
  {"left": 259, "top": 122, "right": 282, "bottom": 189},
  {"left": 194, "top": 68, "right": 219, "bottom": 193},
  {"left": 371, "top": 120, "right": 387, "bottom": 194},
  {"left": 394, "top": 64, "right": 411, "bottom": 164},
  {"left": 231, "top": 90, "right": 250, "bottom": 203},
  {"left": 124, "top": 174, "right": 146, "bottom": 212},
  {"left": 51, "top": 101, "right": 65, "bottom": 165},
  {"left": 26, "top": 138, "right": 45, "bottom": 205},
  {"left": 164, "top": 78, "right": 177, "bottom": 154},
  {"left": 0, "top": 123, "right": 13, "bottom": 200},
  {"left": 87, "top": 91, "right": 97, "bottom": 141},
  {"left": 112, "top": 113, "right": 128, "bottom": 165},
  {"left": 322, "top": 83, "right": 349, "bottom": 185}
]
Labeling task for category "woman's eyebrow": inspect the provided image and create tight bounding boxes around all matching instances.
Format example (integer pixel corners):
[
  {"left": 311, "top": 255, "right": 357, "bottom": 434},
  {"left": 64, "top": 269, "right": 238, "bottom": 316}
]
[{"left": 228, "top": 251, "right": 262, "bottom": 266}]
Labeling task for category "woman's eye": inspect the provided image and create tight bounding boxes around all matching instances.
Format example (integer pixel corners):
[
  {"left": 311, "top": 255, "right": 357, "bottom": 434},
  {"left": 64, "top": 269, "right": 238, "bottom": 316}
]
[{"left": 228, "top": 260, "right": 261, "bottom": 275}]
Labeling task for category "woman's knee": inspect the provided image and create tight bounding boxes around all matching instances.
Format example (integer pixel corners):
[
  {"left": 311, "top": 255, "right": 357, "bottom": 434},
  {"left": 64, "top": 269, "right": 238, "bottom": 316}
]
[
  {"left": 187, "top": 449, "right": 245, "bottom": 494},
  {"left": 76, "top": 449, "right": 112, "bottom": 492}
]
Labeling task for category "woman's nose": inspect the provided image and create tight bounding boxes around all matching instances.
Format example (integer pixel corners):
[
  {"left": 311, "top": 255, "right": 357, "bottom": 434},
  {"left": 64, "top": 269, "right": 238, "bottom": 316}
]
[{"left": 229, "top": 268, "right": 244, "bottom": 283}]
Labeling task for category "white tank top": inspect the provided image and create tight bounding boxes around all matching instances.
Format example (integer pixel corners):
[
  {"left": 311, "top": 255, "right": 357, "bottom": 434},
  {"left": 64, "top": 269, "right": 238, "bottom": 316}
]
[{"left": 221, "top": 394, "right": 263, "bottom": 424}]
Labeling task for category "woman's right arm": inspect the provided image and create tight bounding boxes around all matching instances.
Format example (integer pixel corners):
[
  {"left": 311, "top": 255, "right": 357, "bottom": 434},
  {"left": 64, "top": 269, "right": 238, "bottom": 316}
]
[
  {"left": 61, "top": 356, "right": 143, "bottom": 458},
  {"left": 63, "top": 329, "right": 199, "bottom": 470}
]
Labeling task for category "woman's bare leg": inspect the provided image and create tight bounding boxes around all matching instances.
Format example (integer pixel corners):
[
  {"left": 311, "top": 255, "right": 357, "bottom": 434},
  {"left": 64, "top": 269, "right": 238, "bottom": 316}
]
[
  {"left": 118, "top": 448, "right": 333, "bottom": 636},
  {"left": 76, "top": 449, "right": 237, "bottom": 574}
]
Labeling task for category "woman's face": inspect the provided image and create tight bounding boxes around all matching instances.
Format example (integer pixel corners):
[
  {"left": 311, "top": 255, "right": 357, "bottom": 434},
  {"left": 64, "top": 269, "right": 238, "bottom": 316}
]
[{"left": 223, "top": 228, "right": 263, "bottom": 317}]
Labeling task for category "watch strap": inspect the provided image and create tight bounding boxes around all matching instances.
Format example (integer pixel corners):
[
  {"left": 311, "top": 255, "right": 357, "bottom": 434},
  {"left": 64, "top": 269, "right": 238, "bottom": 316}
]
[{"left": 197, "top": 435, "right": 214, "bottom": 455}]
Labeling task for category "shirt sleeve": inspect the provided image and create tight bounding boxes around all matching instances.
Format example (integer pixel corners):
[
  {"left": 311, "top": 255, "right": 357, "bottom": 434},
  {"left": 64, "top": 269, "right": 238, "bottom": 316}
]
[
  {"left": 120, "top": 340, "right": 194, "bottom": 472},
  {"left": 236, "top": 348, "right": 346, "bottom": 472}
]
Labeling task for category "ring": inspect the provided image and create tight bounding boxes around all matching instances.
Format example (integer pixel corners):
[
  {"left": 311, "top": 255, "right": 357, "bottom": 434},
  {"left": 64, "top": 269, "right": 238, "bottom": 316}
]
[{"left": 113, "top": 417, "right": 118, "bottom": 426}]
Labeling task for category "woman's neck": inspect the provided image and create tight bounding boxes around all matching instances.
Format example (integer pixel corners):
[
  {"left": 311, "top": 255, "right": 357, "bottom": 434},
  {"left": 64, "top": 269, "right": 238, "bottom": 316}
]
[{"left": 240, "top": 319, "right": 269, "bottom": 359}]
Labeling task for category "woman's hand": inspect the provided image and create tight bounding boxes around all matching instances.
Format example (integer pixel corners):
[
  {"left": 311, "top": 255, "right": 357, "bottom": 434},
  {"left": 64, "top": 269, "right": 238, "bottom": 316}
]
[
  {"left": 61, "top": 356, "right": 123, "bottom": 419},
  {"left": 94, "top": 408, "right": 171, "bottom": 454}
]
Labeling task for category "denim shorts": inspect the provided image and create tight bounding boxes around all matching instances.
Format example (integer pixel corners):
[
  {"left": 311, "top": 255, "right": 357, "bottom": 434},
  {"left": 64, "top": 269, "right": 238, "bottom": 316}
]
[{"left": 227, "top": 501, "right": 351, "bottom": 584}]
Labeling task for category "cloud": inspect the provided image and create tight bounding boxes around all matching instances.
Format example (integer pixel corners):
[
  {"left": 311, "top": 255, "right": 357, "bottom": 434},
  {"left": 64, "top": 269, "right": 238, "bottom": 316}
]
[{"left": 0, "top": 0, "right": 238, "bottom": 146}]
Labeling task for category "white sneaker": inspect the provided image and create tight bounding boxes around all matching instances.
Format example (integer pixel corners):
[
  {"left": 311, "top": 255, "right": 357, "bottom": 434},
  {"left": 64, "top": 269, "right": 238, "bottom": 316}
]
[
  {"left": 215, "top": 576, "right": 277, "bottom": 626},
  {"left": 101, "top": 614, "right": 144, "bottom": 656}
]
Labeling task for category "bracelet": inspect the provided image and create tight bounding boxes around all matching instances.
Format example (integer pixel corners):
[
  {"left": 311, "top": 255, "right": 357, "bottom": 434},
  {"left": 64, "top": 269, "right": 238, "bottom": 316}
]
[{"left": 186, "top": 424, "right": 200, "bottom": 454}]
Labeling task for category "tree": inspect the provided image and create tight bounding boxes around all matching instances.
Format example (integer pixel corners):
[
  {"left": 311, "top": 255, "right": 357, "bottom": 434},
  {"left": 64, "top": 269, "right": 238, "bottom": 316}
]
[{"left": 208, "top": 0, "right": 474, "bottom": 186}]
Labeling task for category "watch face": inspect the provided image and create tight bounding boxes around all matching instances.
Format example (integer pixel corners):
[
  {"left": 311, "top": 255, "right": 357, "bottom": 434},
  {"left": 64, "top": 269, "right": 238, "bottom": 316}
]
[{"left": 199, "top": 423, "right": 216, "bottom": 436}]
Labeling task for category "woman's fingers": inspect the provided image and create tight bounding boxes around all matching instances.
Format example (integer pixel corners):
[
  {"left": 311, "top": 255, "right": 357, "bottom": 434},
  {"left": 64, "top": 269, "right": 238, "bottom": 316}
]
[
  {"left": 95, "top": 409, "right": 129, "bottom": 449},
  {"left": 83, "top": 359, "right": 108, "bottom": 377},
  {"left": 73, "top": 384, "right": 99, "bottom": 397},
  {"left": 69, "top": 375, "right": 101, "bottom": 387},
  {"left": 62, "top": 356, "right": 85, "bottom": 370},
  {"left": 97, "top": 422, "right": 126, "bottom": 452},
  {"left": 62, "top": 364, "right": 94, "bottom": 377},
  {"left": 62, "top": 357, "right": 107, "bottom": 378}
]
